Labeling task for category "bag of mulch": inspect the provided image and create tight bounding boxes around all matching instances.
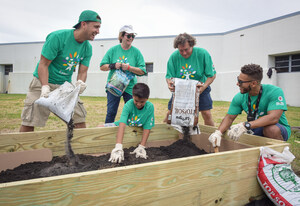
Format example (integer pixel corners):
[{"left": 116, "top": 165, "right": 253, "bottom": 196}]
[
  {"left": 257, "top": 146, "right": 300, "bottom": 206},
  {"left": 35, "top": 81, "right": 80, "bottom": 123},
  {"left": 169, "top": 78, "right": 200, "bottom": 127},
  {"left": 106, "top": 69, "right": 134, "bottom": 97}
]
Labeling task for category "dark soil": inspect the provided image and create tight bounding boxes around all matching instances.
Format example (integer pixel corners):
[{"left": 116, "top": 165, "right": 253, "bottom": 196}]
[{"left": 0, "top": 139, "right": 207, "bottom": 183}]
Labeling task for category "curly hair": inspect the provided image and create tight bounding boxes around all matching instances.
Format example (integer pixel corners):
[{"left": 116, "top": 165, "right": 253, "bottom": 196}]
[
  {"left": 173, "top": 33, "right": 196, "bottom": 48},
  {"left": 241, "top": 64, "right": 263, "bottom": 82}
]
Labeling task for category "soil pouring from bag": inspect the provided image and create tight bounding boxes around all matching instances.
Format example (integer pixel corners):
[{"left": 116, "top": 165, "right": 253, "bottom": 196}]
[{"left": 0, "top": 127, "right": 207, "bottom": 183}]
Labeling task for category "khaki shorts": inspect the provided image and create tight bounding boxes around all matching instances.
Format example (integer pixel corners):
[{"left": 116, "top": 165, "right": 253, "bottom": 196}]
[{"left": 21, "top": 77, "right": 87, "bottom": 127}]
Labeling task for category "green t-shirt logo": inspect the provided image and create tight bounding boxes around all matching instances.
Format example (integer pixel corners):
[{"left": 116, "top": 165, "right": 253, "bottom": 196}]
[
  {"left": 63, "top": 52, "right": 82, "bottom": 71},
  {"left": 117, "top": 55, "right": 129, "bottom": 64},
  {"left": 180, "top": 64, "right": 196, "bottom": 80}
]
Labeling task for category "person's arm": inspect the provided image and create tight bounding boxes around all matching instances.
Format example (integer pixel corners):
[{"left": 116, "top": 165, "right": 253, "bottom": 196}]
[
  {"left": 37, "top": 55, "right": 52, "bottom": 86},
  {"left": 100, "top": 62, "right": 122, "bottom": 71},
  {"left": 121, "top": 63, "right": 145, "bottom": 75},
  {"left": 140, "top": 129, "right": 151, "bottom": 146},
  {"left": 108, "top": 122, "right": 126, "bottom": 163},
  {"left": 116, "top": 122, "right": 127, "bottom": 144},
  {"left": 208, "top": 114, "right": 237, "bottom": 147},
  {"left": 248, "top": 110, "right": 283, "bottom": 129},
  {"left": 37, "top": 55, "right": 52, "bottom": 97},
  {"left": 166, "top": 78, "right": 175, "bottom": 92},
  {"left": 218, "top": 114, "right": 238, "bottom": 134},
  {"left": 77, "top": 64, "right": 88, "bottom": 82},
  {"left": 75, "top": 64, "right": 89, "bottom": 94},
  {"left": 198, "top": 74, "right": 216, "bottom": 94}
]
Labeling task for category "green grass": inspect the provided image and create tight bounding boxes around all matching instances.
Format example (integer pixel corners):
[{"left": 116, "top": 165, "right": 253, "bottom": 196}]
[{"left": 0, "top": 93, "right": 299, "bottom": 172}]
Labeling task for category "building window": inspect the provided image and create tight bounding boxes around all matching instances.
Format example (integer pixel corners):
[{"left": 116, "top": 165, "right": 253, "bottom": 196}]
[
  {"left": 146, "top": 63, "right": 153, "bottom": 74},
  {"left": 275, "top": 54, "right": 300, "bottom": 73},
  {"left": 4, "top": 65, "right": 13, "bottom": 75}
]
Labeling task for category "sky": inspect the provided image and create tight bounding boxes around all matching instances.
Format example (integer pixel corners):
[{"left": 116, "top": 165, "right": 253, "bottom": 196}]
[{"left": 0, "top": 0, "right": 300, "bottom": 44}]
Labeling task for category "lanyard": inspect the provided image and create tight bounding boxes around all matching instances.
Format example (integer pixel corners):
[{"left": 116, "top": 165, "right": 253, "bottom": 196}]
[{"left": 247, "top": 86, "right": 263, "bottom": 120}]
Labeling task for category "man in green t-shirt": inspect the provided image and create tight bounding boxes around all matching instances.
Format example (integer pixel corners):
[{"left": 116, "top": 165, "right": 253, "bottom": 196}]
[
  {"left": 108, "top": 83, "right": 155, "bottom": 163},
  {"left": 209, "top": 64, "right": 291, "bottom": 148},
  {"left": 165, "top": 33, "right": 216, "bottom": 127},
  {"left": 19, "top": 10, "right": 101, "bottom": 132}
]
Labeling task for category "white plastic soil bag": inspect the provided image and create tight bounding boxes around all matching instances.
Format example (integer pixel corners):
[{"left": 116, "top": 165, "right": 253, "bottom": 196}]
[
  {"left": 35, "top": 82, "right": 80, "bottom": 123},
  {"left": 257, "top": 146, "right": 300, "bottom": 206},
  {"left": 171, "top": 78, "right": 199, "bottom": 127}
]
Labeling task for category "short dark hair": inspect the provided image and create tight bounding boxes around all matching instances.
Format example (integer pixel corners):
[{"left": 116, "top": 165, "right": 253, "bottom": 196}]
[
  {"left": 74, "top": 21, "right": 92, "bottom": 30},
  {"left": 241, "top": 64, "right": 263, "bottom": 82},
  {"left": 132, "top": 83, "right": 150, "bottom": 99},
  {"left": 173, "top": 33, "right": 196, "bottom": 48}
]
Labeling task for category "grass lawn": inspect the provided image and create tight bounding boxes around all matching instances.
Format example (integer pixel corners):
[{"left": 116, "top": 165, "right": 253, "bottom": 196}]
[{"left": 0, "top": 94, "right": 299, "bottom": 172}]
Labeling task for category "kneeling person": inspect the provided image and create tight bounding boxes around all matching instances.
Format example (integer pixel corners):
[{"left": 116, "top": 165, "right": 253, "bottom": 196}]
[
  {"left": 109, "top": 83, "right": 155, "bottom": 163},
  {"left": 209, "top": 64, "right": 290, "bottom": 148}
]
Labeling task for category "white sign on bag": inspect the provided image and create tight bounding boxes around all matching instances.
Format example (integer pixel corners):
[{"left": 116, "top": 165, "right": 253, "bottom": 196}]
[
  {"left": 35, "top": 82, "right": 80, "bottom": 123},
  {"left": 171, "top": 78, "right": 199, "bottom": 127}
]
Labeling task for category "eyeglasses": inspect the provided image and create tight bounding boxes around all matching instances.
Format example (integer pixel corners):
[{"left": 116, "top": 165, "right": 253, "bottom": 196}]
[
  {"left": 237, "top": 77, "right": 253, "bottom": 84},
  {"left": 125, "top": 34, "right": 135, "bottom": 39}
]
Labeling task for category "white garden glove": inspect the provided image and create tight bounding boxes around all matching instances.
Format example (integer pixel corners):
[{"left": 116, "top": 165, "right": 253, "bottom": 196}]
[
  {"left": 40, "top": 85, "right": 50, "bottom": 98},
  {"left": 130, "top": 144, "right": 148, "bottom": 159},
  {"left": 75, "top": 80, "right": 87, "bottom": 94},
  {"left": 228, "top": 123, "right": 247, "bottom": 141},
  {"left": 208, "top": 130, "right": 222, "bottom": 147},
  {"left": 108, "top": 143, "right": 124, "bottom": 163}
]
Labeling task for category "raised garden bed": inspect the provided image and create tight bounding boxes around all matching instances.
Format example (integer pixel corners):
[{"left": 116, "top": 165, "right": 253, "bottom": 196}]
[{"left": 0, "top": 124, "right": 289, "bottom": 205}]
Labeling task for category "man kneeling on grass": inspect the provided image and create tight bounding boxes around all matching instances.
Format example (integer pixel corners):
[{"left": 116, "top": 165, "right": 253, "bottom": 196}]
[{"left": 103, "top": 83, "right": 155, "bottom": 163}]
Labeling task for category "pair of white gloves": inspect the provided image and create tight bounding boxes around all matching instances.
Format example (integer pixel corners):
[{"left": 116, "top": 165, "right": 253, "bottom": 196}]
[
  {"left": 208, "top": 123, "right": 248, "bottom": 147},
  {"left": 40, "top": 80, "right": 87, "bottom": 98},
  {"left": 108, "top": 143, "right": 148, "bottom": 163}
]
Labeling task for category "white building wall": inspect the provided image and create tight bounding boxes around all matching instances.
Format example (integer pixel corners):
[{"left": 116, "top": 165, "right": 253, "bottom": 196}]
[{"left": 0, "top": 12, "right": 299, "bottom": 106}]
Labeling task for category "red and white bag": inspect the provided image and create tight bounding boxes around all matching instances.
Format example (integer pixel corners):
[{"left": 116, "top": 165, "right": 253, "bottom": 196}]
[{"left": 257, "top": 146, "right": 300, "bottom": 206}]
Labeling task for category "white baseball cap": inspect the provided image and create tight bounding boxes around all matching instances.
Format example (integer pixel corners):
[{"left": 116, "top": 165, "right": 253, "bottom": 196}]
[{"left": 119, "top": 25, "right": 136, "bottom": 34}]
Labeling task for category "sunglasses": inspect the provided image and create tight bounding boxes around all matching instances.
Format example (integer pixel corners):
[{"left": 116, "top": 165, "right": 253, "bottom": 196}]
[
  {"left": 237, "top": 76, "right": 253, "bottom": 84},
  {"left": 125, "top": 34, "right": 135, "bottom": 39}
]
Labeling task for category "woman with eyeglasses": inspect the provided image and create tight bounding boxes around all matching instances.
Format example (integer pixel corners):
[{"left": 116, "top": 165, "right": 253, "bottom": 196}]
[{"left": 100, "top": 25, "right": 146, "bottom": 123}]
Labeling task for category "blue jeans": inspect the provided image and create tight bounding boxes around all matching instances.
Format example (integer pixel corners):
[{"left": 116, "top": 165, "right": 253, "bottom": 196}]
[
  {"left": 105, "top": 91, "right": 132, "bottom": 123},
  {"left": 251, "top": 123, "right": 289, "bottom": 141}
]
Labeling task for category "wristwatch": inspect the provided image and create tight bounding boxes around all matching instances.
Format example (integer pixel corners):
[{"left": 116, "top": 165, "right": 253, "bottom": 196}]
[{"left": 244, "top": 122, "right": 251, "bottom": 130}]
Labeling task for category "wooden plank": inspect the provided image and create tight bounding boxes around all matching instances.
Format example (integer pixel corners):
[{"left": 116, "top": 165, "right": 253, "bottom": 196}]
[
  {"left": 0, "top": 124, "right": 178, "bottom": 156},
  {"left": 0, "top": 144, "right": 288, "bottom": 206}
]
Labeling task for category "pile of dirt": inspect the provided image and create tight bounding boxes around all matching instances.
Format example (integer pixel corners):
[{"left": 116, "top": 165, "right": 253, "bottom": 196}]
[{"left": 0, "top": 139, "right": 207, "bottom": 183}]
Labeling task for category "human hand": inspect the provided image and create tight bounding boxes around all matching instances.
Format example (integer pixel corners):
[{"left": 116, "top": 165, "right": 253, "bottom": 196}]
[
  {"left": 196, "top": 82, "right": 204, "bottom": 94},
  {"left": 130, "top": 144, "right": 147, "bottom": 159},
  {"left": 228, "top": 123, "right": 247, "bottom": 141},
  {"left": 40, "top": 85, "right": 50, "bottom": 98},
  {"left": 115, "top": 62, "right": 122, "bottom": 69},
  {"left": 108, "top": 143, "right": 124, "bottom": 163},
  {"left": 121, "top": 63, "right": 130, "bottom": 71},
  {"left": 208, "top": 130, "right": 222, "bottom": 147},
  {"left": 75, "top": 80, "right": 87, "bottom": 94},
  {"left": 168, "top": 79, "right": 175, "bottom": 92}
]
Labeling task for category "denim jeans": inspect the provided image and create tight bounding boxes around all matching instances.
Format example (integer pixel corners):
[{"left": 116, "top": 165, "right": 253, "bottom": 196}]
[{"left": 105, "top": 91, "right": 132, "bottom": 123}]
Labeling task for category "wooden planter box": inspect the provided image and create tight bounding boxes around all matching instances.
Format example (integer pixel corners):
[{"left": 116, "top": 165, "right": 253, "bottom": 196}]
[{"left": 0, "top": 124, "right": 289, "bottom": 205}]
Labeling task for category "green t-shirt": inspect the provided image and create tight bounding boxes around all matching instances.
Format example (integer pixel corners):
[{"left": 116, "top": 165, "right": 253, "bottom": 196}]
[
  {"left": 100, "top": 44, "right": 146, "bottom": 95},
  {"left": 33, "top": 29, "right": 92, "bottom": 84},
  {"left": 166, "top": 47, "right": 216, "bottom": 82},
  {"left": 114, "top": 99, "right": 155, "bottom": 130},
  {"left": 228, "top": 84, "right": 291, "bottom": 139}
]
